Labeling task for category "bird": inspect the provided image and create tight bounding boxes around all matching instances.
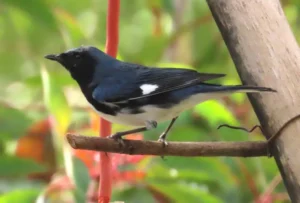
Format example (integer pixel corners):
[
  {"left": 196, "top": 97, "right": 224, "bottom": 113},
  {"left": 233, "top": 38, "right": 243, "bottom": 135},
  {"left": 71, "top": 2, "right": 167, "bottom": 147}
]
[{"left": 44, "top": 46, "right": 275, "bottom": 146}]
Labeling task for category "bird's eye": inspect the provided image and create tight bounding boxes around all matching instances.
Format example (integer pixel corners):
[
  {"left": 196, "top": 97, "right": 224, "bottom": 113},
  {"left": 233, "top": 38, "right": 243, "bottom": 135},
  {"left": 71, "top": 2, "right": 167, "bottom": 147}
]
[{"left": 75, "top": 54, "right": 81, "bottom": 59}]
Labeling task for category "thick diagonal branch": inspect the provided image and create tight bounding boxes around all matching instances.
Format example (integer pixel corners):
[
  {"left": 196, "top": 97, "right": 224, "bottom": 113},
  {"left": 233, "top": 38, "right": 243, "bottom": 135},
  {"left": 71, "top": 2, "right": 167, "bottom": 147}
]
[
  {"left": 207, "top": 0, "right": 300, "bottom": 201},
  {"left": 67, "top": 134, "right": 269, "bottom": 157}
]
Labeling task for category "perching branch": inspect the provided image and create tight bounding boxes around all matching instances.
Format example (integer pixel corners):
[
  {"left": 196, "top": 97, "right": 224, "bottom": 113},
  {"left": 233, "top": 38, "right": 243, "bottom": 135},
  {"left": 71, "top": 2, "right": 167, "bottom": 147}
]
[{"left": 67, "top": 134, "right": 269, "bottom": 157}]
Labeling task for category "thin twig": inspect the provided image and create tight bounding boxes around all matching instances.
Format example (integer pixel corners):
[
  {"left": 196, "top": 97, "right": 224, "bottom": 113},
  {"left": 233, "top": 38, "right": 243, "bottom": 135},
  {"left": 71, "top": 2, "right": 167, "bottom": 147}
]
[
  {"left": 217, "top": 124, "right": 263, "bottom": 133},
  {"left": 66, "top": 134, "right": 269, "bottom": 157},
  {"left": 267, "top": 114, "right": 300, "bottom": 144},
  {"left": 259, "top": 173, "right": 282, "bottom": 199}
]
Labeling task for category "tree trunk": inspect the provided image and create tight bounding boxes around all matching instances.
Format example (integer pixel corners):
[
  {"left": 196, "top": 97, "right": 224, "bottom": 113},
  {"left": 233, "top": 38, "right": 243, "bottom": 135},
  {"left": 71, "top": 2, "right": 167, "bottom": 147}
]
[{"left": 206, "top": 0, "right": 300, "bottom": 202}]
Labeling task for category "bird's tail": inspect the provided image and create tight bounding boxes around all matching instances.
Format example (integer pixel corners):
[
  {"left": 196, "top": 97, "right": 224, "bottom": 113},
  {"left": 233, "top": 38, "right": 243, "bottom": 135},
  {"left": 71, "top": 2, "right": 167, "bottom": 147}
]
[{"left": 198, "top": 84, "right": 276, "bottom": 93}]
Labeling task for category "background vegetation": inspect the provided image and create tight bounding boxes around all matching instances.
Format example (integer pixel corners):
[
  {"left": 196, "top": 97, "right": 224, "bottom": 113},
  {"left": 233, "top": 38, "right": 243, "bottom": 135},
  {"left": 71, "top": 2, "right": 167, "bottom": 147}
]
[{"left": 1, "top": 0, "right": 299, "bottom": 202}]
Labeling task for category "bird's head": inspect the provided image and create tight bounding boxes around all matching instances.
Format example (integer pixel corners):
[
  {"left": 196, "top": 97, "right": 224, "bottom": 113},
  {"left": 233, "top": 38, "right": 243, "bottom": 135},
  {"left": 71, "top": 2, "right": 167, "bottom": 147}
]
[{"left": 44, "top": 46, "right": 114, "bottom": 85}]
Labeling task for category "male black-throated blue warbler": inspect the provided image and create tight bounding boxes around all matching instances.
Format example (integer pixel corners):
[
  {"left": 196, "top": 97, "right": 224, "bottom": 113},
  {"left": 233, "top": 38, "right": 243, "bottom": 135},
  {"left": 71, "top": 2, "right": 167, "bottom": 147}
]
[{"left": 45, "top": 46, "right": 275, "bottom": 146}]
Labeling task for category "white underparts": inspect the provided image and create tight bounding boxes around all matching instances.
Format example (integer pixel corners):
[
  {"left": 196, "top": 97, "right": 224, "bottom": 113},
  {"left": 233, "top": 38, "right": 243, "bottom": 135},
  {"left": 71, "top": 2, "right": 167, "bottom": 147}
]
[
  {"left": 140, "top": 84, "right": 159, "bottom": 95},
  {"left": 92, "top": 93, "right": 216, "bottom": 127}
]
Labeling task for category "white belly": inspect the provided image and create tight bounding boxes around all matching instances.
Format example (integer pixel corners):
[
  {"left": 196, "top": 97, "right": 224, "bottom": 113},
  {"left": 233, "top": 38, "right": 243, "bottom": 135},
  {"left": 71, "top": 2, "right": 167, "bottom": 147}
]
[{"left": 93, "top": 93, "right": 216, "bottom": 127}]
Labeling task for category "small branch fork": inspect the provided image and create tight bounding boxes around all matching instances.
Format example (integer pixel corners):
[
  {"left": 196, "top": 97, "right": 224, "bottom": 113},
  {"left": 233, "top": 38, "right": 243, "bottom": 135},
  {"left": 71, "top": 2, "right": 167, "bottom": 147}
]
[{"left": 66, "top": 114, "right": 300, "bottom": 158}]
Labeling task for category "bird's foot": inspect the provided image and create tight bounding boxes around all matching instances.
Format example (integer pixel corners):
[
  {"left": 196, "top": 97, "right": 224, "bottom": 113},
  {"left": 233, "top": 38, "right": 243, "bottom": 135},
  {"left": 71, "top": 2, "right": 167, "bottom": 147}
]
[
  {"left": 266, "top": 141, "right": 273, "bottom": 158},
  {"left": 108, "top": 132, "right": 125, "bottom": 147},
  {"left": 146, "top": 120, "right": 158, "bottom": 130},
  {"left": 157, "top": 133, "right": 168, "bottom": 148},
  {"left": 157, "top": 133, "right": 168, "bottom": 160}
]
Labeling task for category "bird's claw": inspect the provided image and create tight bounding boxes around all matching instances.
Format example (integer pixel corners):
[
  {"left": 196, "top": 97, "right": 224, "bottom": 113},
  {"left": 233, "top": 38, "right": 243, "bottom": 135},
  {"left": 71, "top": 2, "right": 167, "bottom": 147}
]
[
  {"left": 266, "top": 139, "right": 274, "bottom": 157},
  {"left": 108, "top": 133, "right": 125, "bottom": 147},
  {"left": 157, "top": 133, "right": 168, "bottom": 160},
  {"left": 158, "top": 133, "right": 168, "bottom": 148},
  {"left": 158, "top": 138, "right": 168, "bottom": 148}
]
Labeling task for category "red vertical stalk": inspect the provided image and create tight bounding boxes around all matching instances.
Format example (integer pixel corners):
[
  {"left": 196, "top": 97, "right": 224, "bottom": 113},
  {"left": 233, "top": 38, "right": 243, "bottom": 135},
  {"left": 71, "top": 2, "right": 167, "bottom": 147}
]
[{"left": 98, "top": 0, "right": 120, "bottom": 203}]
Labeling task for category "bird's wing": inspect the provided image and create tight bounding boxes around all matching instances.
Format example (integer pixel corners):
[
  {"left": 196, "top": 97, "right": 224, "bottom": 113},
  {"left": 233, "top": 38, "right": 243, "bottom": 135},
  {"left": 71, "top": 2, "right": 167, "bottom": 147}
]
[{"left": 92, "top": 65, "right": 225, "bottom": 103}]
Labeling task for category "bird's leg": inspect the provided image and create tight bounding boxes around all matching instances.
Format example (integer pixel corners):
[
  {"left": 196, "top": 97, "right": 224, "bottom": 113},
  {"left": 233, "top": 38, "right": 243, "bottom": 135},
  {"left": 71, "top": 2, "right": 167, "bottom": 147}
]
[
  {"left": 109, "top": 127, "right": 147, "bottom": 140},
  {"left": 158, "top": 117, "right": 178, "bottom": 147},
  {"left": 145, "top": 120, "right": 158, "bottom": 130},
  {"left": 108, "top": 121, "right": 158, "bottom": 144}
]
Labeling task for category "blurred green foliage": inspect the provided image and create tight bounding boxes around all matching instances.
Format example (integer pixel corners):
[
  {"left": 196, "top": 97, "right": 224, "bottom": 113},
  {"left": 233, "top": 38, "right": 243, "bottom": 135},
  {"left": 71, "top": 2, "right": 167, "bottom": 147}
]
[{"left": 0, "top": 0, "right": 299, "bottom": 202}]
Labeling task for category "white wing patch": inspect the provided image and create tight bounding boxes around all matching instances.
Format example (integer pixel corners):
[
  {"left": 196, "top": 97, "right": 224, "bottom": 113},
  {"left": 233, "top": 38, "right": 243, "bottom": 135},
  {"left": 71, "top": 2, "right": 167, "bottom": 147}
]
[{"left": 140, "top": 84, "right": 159, "bottom": 95}]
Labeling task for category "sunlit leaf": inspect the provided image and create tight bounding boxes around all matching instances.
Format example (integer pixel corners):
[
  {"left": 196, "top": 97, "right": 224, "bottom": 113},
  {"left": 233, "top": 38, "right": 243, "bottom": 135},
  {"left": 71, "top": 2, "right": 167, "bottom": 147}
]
[
  {"left": 6, "top": 6, "right": 31, "bottom": 37},
  {"left": 284, "top": 4, "right": 298, "bottom": 24},
  {"left": 77, "top": 10, "right": 98, "bottom": 39},
  {"left": 223, "top": 78, "right": 247, "bottom": 104},
  {"left": 194, "top": 100, "right": 239, "bottom": 126},
  {"left": 0, "top": 156, "right": 47, "bottom": 177},
  {"left": 156, "top": 62, "right": 195, "bottom": 70},
  {"left": 41, "top": 65, "right": 71, "bottom": 135},
  {"left": 0, "top": 179, "right": 44, "bottom": 194},
  {"left": 169, "top": 125, "right": 207, "bottom": 142},
  {"left": 0, "top": 189, "right": 40, "bottom": 203}
]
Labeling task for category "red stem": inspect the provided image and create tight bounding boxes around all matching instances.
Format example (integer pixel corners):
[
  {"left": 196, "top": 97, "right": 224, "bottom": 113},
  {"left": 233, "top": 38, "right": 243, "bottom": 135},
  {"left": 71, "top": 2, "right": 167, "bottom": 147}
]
[{"left": 98, "top": 0, "right": 120, "bottom": 203}]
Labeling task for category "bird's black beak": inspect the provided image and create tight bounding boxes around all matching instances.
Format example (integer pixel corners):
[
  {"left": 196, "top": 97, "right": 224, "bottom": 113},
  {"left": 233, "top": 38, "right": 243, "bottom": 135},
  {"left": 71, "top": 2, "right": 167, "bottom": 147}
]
[{"left": 44, "top": 54, "right": 61, "bottom": 62}]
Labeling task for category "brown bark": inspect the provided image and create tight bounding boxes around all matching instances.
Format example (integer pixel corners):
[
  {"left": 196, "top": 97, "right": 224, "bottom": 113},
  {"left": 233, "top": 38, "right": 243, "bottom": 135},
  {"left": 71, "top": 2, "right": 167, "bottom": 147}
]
[
  {"left": 206, "top": 0, "right": 300, "bottom": 201},
  {"left": 67, "top": 134, "right": 269, "bottom": 157}
]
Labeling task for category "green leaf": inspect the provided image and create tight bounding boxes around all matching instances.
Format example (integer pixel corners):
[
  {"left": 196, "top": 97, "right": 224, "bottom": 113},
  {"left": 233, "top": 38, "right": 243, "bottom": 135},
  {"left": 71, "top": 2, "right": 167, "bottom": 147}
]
[
  {"left": 41, "top": 66, "right": 71, "bottom": 135},
  {"left": 194, "top": 100, "right": 239, "bottom": 126},
  {"left": 0, "top": 106, "right": 32, "bottom": 141},
  {"left": 158, "top": 157, "right": 236, "bottom": 187},
  {"left": 163, "top": 125, "right": 206, "bottom": 142},
  {"left": 25, "top": 71, "right": 76, "bottom": 88},
  {"left": 150, "top": 181, "right": 223, "bottom": 203},
  {"left": 67, "top": 157, "right": 90, "bottom": 203},
  {"left": 0, "top": 156, "right": 47, "bottom": 177},
  {"left": 2, "top": 0, "right": 58, "bottom": 31},
  {"left": 0, "top": 52, "right": 24, "bottom": 86},
  {"left": 77, "top": 10, "right": 98, "bottom": 39},
  {"left": 0, "top": 179, "right": 44, "bottom": 194},
  {"left": 284, "top": 4, "right": 298, "bottom": 24},
  {"left": 147, "top": 164, "right": 216, "bottom": 186},
  {"left": 54, "top": 8, "right": 85, "bottom": 46},
  {"left": 112, "top": 186, "right": 156, "bottom": 203},
  {"left": 0, "top": 189, "right": 40, "bottom": 203},
  {"left": 191, "top": 4, "right": 219, "bottom": 65},
  {"left": 64, "top": 150, "right": 90, "bottom": 203},
  {"left": 216, "top": 124, "right": 251, "bottom": 142},
  {"left": 223, "top": 78, "right": 247, "bottom": 104},
  {"left": 119, "top": 8, "right": 168, "bottom": 64},
  {"left": 161, "top": 0, "right": 174, "bottom": 14}
]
